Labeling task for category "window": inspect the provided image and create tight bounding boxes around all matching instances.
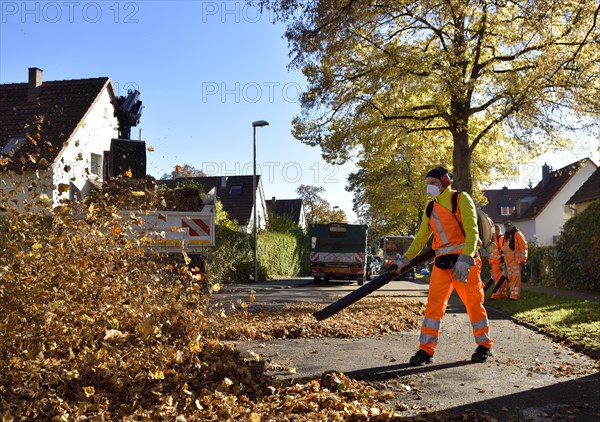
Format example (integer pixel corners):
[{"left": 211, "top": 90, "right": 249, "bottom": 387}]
[
  {"left": 1, "top": 136, "right": 26, "bottom": 155},
  {"left": 500, "top": 206, "right": 515, "bottom": 216},
  {"left": 90, "top": 153, "right": 102, "bottom": 176},
  {"left": 229, "top": 185, "right": 242, "bottom": 195}
]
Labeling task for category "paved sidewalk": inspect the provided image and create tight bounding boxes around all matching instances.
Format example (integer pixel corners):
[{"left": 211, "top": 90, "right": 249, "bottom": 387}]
[
  {"left": 224, "top": 277, "right": 600, "bottom": 302},
  {"left": 222, "top": 277, "right": 600, "bottom": 421}
]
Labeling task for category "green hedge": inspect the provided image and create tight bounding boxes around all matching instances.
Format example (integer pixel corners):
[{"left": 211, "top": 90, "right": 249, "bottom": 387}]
[
  {"left": 518, "top": 200, "right": 600, "bottom": 292},
  {"left": 205, "top": 226, "right": 308, "bottom": 283},
  {"left": 258, "top": 231, "right": 309, "bottom": 279},
  {"left": 205, "top": 225, "right": 253, "bottom": 283},
  {"left": 556, "top": 199, "right": 600, "bottom": 291},
  {"left": 526, "top": 245, "right": 557, "bottom": 285}
]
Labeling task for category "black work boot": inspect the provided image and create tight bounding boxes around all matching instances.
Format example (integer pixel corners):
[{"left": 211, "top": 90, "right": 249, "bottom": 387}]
[
  {"left": 471, "top": 345, "right": 493, "bottom": 363},
  {"left": 409, "top": 349, "right": 433, "bottom": 366}
]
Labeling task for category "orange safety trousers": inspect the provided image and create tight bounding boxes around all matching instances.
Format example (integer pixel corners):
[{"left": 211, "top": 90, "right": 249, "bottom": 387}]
[
  {"left": 503, "top": 252, "right": 522, "bottom": 300},
  {"left": 501, "top": 230, "right": 527, "bottom": 300},
  {"left": 489, "top": 236, "right": 506, "bottom": 299},
  {"left": 419, "top": 255, "right": 494, "bottom": 356}
]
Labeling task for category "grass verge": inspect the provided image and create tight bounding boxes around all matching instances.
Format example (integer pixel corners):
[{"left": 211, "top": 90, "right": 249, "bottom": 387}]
[{"left": 485, "top": 289, "right": 600, "bottom": 359}]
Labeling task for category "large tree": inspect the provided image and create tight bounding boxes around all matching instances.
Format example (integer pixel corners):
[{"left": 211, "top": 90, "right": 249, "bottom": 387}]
[
  {"left": 263, "top": 0, "right": 600, "bottom": 229},
  {"left": 296, "top": 184, "right": 348, "bottom": 224},
  {"left": 160, "top": 164, "right": 205, "bottom": 180}
]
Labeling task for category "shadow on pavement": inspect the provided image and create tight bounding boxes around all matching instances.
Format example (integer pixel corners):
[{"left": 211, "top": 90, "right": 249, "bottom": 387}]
[
  {"left": 435, "top": 373, "right": 600, "bottom": 421},
  {"left": 346, "top": 360, "right": 474, "bottom": 380}
]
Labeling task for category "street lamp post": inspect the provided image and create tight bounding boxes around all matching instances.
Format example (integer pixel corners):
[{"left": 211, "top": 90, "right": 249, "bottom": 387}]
[{"left": 252, "top": 120, "right": 269, "bottom": 282}]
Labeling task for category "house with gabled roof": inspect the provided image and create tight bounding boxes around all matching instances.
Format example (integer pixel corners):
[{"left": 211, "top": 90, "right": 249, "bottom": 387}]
[
  {"left": 266, "top": 197, "right": 307, "bottom": 231},
  {"left": 480, "top": 186, "right": 532, "bottom": 227},
  {"left": 566, "top": 165, "right": 600, "bottom": 214},
  {"left": 159, "top": 175, "right": 268, "bottom": 234},
  {"left": 482, "top": 158, "right": 597, "bottom": 246},
  {"left": 0, "top": 67, "right": 119, "bottom": 210}
]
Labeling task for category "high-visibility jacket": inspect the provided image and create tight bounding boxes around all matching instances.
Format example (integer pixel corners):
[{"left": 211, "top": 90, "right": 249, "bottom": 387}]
[
  {"left": 502, "top": 228, "right": 527, "bottom": 264},
  {"left": 429, "top": 199, "right": 468, "bottom": 257},
  {"left": 405, "top": 188, "right": 479, "bottom": 259},
  {"left": 488, "top": 234, "right": 504, "bottom": 265}
]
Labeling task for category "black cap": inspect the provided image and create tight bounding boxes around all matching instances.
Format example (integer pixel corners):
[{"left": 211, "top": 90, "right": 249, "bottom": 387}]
[{"left": 426, "top": 166, "right": 451, "bottom": 180}]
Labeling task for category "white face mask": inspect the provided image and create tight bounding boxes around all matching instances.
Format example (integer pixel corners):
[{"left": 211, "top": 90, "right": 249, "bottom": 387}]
[{"left": 427, "top": 184, "right": 441, "bottom": 197}]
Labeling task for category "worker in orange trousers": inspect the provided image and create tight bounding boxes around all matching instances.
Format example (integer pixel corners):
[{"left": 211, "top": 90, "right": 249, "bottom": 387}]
[
  {"left": 393, "top": 166, "right": 494, "bottom": 365},
  {"left": 501, "top": 221, "right": 528, "bottom": 300}
]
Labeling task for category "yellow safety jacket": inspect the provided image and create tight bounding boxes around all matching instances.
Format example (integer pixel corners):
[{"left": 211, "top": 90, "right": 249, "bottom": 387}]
[{"left": 404, "top": 188, "right": 479, "bottom": 260}]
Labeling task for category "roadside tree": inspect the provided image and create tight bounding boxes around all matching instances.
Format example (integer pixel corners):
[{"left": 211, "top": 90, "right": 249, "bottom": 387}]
[{"left": 263, "top": 0, "right": 600, "bottom": 225}]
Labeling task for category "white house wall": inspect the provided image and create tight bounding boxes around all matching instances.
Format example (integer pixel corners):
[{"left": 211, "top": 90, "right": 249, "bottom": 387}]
[
  {"left": 240, "top": 178, "right": 269, "bottom": 234},
  {"left": 257, "top": 180, "right": 268, "bottom": 230},
  {"left": 0, "top": 169, "right": 53, "bottom": 213},
  {"left": 51, "top": 83, "right": 118, "bottom": 205},
  {"left": 298, "top": 206, "right": 307, "bottom": 230},
  {"left": 513, "top": 219, "right": 536, "bottom": 245},
  {"left": 530, "top": 161, "right": 597, "bottom": 246}
]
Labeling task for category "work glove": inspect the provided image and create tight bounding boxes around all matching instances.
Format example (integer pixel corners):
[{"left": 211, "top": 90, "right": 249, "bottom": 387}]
[
  {"left": 452, "top": 254, "right": 475, "bottom": 283},
  {"left": 390, "top": 256, "right": 409, "bottom": 274},
  {"left": 501, "top": 263, "right": 508, "bottom": 277}
]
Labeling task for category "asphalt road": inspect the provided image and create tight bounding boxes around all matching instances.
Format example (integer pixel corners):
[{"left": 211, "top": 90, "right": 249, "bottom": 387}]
[{"left": 215, "top": 277, "right": 600, "bottom": 421}]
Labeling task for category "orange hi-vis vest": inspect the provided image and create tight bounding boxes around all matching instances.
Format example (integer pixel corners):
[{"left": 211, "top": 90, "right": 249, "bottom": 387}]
[
  {"left": 428, "top": 198, "right": 467, "bottom": 257},
  {"left": 488, "top": 235, "right": 504, "bottom": 265}
]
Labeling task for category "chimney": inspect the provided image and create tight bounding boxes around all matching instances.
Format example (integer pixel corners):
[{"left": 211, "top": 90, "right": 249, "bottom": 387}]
[
  {"left": 541, "top": 163, "right": 552, "bottom": 186},
  {"left": 502, "top": 186, "right": 508, "bottom": 195},
  {"left": 28, "top": 67, "right": 43, "bottom": 102},
  {"left": 221, "top": 176, "right": 227, "bottom": 189}
]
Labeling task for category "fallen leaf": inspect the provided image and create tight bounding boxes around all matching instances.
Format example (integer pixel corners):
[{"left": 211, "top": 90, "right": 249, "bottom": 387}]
[{"left": 104, "top": 329, "right": 128, "bottom": 341}]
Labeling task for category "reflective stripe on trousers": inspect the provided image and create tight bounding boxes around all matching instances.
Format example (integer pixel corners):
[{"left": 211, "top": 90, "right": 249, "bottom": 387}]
[
  {"left": 418, "top": 256, "right": 493, "bottom": 356},
  {"left": 504, "top": 254, "right": 522, "bottom": 300}
]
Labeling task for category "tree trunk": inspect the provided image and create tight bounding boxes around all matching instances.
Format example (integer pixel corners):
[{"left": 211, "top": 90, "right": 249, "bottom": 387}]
[{"left": 452, "top": 130, "right": 472, "bottom": 194}]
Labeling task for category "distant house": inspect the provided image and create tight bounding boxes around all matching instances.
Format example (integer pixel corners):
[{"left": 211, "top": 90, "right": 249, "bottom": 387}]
[
  {"left": 266, "top": 197, "right": 307, "bottom": 231},
  {"left": 482, "top": 159, "right": 598, "bottom": 245},
  {"left": 480, "top": 186, "right": 532, "bottom": 227},
  {"left": 566, "top": 166, "right": 600, "bottom": 214},
  {"left": 159, "top": 175, "right": 268, "bottom": 233},
  {"left": 0, "top": 67, "right": 120, "bottom": 210}
]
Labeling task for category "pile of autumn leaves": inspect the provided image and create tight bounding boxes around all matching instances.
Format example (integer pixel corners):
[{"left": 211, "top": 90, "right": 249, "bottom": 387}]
[{"left": 0, "top": 200, "right": 423, "bottom": 421}]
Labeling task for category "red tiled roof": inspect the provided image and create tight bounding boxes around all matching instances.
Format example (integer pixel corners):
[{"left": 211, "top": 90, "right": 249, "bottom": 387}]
[
  {"left": 159, "top": 175, "right": 259, "bottom": 225},
  {"left": 566, "top": 166, "right": 600, "bottom": 205},
  {"left": 0, "top": 77, "right": 110, "bottom": 170}
]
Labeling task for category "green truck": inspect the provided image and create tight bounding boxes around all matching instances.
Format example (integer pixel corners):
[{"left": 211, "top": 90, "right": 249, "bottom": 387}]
[{"left": 309, "top": 223, "right": 369, "bottom": 285}]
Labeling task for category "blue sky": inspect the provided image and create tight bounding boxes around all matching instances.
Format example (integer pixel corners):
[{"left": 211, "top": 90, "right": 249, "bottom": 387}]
[
  {"left": 1, "top": 1, "right": 598, "bottom": 221},
  {"left": 0, "top": 0, "right": 359, "bottom": 219}
]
